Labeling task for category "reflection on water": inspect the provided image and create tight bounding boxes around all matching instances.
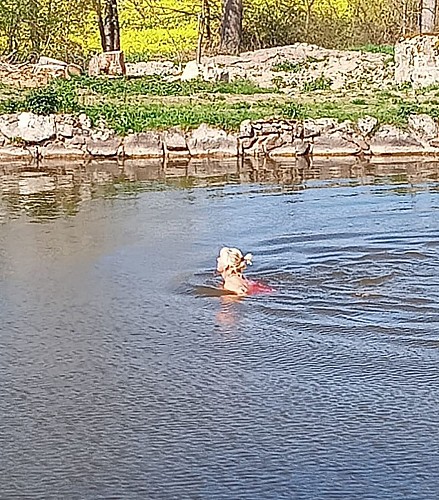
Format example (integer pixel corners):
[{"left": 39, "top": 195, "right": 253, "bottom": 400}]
[
  {"left": 1, "top": 156, "right": 439, "bottom": 222},
  {"left": 1, "top": 156, "right": 439, "bottom": 499}
]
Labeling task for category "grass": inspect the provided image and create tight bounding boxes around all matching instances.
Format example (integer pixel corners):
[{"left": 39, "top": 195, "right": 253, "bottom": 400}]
[
  {"left": 349, "top": 44, "right": 395, "bottom": 56},
  {"left": 0, "top": 74, "right": 437, "bottom": 133},
  {"left": 272, "top": 61, "right": 303, "bottom": 73},
  {"left": 84, "top": 101, "right": 278, "bottom": 132},
  {"left": 56, "top": 75, "right": 273, "bottom": 98},
  {"left": 302, "top": 75, "right": 332, "bottom": 92}
]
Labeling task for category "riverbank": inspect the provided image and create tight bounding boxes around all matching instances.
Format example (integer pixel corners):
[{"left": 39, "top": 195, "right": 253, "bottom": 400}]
[
  {"left": 2, "top": 111, "right": 439, "bottom": 160},
  {"left": 2, "top": 41, "right": 439, "bottom": 159}
]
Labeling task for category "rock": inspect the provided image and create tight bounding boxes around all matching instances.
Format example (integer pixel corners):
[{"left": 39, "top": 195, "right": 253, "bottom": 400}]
[
  {"left": 239, "top": 119, "right": 254, "bottom": 138},
  {"left": 88, "top": 51, "right": 126, "bottom": 76},
  {"left": 55, "top": 116, "right": 75, "bottom": 138},
  {"left": 34, "top": 56, "right": 69, "bottom": 78},
  {"left": 0, "top": 112, "right": 56, "bottom": 143},
  {"left": 202, "top": 63, "right": 229, "bottom": 82},
  {"left": 38, "top": 56, "right": 67, "bottom": 67},
  {"left": 123, "top": 132, "right": 164, "bottom": 158},
  {"left": 85, "top": 132, "right": 123, "bottom": 157},
  {"left": 181, "top": 61, "right": 229, "bottom": 82},
  {"left": 125, "top": 61, "right": 178, "bottom": 77},
  {"left": 203, "top": 43, "right": 394, "bottom": 91},
  {"left": 312, "top": 131, "right": 362, "bottom": 156},
  {"left": 395, "top": 35, "right": 439, "bottom": 88},
  {"left": 78, "top": 113, "right": 92, "bottom": 130},
  {"left": 0, "top": 146, "right": 32, "bottom": 158},
  {"left": 408, "top": 114, "right": 437, "bottom": 141},
  {"left": 304, "top": 118, "right": 337, "bottom": 138},
  {"left": 187, "top": 124, "right": 237, "bottom": 157},
  {"left": 66, "top": 64, "right": 82, "bottom": 77},
  {"left": 358, "top": 116, "right": 378, "bottom": 136},
  {"left": 335, "top": 120, "right": 356, "bottom": 135},
  {"left": 41, "top": 141, "right": 85, "bottom": 158},
  {"left": 181, "top": 61, "right": 200, "bottom": 81},
  {"left": 163, "top": 128, "right": 189, "bottom": 156},
  {"left": 370, "top": 125, "right": 425, "bottom": 154}
]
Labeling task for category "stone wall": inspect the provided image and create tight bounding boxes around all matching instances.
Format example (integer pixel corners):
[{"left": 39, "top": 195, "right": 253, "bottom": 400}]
[
  {"left": 2, "top": 112, "right": 439, "bottom": 161},
  {"left": 395, "top": 35, "right": 439, "bottom": 88}
]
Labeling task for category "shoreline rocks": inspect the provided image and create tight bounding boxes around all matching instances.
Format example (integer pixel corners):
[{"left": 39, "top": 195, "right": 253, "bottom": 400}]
[{"left": 1, "top": 112, "right": 439, "bottom": 160}]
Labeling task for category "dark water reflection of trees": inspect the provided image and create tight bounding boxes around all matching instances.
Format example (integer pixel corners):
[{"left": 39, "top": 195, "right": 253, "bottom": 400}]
[{"left": 1, "top": 156, "right": 438, "bottom": 222}]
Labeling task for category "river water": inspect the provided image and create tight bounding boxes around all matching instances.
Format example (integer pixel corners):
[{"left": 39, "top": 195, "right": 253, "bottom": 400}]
[{"left": 1, "top": 157, "right": 439, "bottom": 499}]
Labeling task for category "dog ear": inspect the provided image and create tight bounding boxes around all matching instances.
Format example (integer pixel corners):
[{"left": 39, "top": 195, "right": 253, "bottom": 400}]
[{"left": 243, "top": 253, "right": 253, "bottom": 265}]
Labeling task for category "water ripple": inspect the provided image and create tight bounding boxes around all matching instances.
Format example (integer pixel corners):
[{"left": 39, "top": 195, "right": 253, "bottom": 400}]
[{"left": 1, "top": 160, "right": 439, "bottom": 499}]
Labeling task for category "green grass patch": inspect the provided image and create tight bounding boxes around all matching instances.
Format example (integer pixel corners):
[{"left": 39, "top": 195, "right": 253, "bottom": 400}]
[
  {"left": 84, "top": 101, "right": 286, "bottom": 133},
  {"left": 272, "top": 61, "right": 303, "bottom": 73},
  {"left": 1, "top": 76, "right": 438, "bottom": 133},
  {"left": 54, "top": 75, "right": 272, "bottom": 98},
  {"left": 349, "top": 44, "right": 394, "bottom": 56}
]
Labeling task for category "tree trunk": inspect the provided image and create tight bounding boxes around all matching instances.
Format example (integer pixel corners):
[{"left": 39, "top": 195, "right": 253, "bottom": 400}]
[
  {"left": 220, "top": 0, "right": 243, "bottom": 55},
  {"left": 90, "top": 0, "right": 125, "bottom": 76},
  {"left": 420, "top": 0, "right": 437, "bottom": 33},
  {"left": 102, "top": 0, "right": 121, "bottom": 51}
]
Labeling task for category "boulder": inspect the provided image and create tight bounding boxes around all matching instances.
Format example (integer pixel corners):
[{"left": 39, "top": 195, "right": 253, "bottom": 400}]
[
  {"left": 187, "top": 124, "right": 237, "bottom": 157},
  {"left": 395, "top": 35, "right": 439, "bottom": 88},
  {"left": 304, "top": 118, "right": 337, "bottom": 138},
  {"left": 163, "top": 128, "right": 189, "bottom": 156},
  {"left": 41, "top": 141, "right": 85, "bottom": 158},
  {"left": 370, "top": 125, "right": 425, "bottom": 155},
  {"left": 357, "top": 116, "right": 378, "bottom": 136},
  {"left": 125, "top": 61, "right": 178, "bottom": 77},
  {"left": 312, "top": 131, "right": 362, "bottom": 156},
  {"left": 123, "top": 132, "right": 164, "bottom": 158},
  {"left": 0, "top": 145, "right": 32, "bottom": 158},
  {"left": 66, "top": 64, "right": 82, "bottom": 77},
  {"left": 181, "top": 61, "right": 200, "bottom": 81},
  {"left": 85, "top": 130, "right": 123, "bottom": 157},
  {"left": 0, "top": 113, "right": 56, "bottom": 143},
  {"left": 408, "top": 114, "right": 438, "bottom": 142}
]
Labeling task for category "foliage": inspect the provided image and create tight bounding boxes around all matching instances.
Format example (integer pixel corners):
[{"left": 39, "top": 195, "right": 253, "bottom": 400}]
[
  {"left": 71, "top": 75, "right": 271, "bottom": 96},
  {"left": 0, "top": 0, "right": 94, "bottom": 63},
  {"left": 0, "top": 0, "right": 423, "bottom": 63},
  {"left": 282, "top": 102, "right": 305, "bottom": 119},
  {"left": 25, "top": 82, "right": 79, "bottom": 114},
  {"left": 0, "top": 80, "right": 79, "bottom": 115}
]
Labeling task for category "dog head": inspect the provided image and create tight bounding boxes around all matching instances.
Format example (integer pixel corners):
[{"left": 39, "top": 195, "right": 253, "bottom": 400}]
[{"left": 217, "top": 247, "right": 253, "bottom": 276}]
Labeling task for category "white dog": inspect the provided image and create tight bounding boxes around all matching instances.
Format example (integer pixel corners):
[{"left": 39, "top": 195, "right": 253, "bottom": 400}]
[{"left": 217, "top": 247, "right": 253, "bottom": 296}]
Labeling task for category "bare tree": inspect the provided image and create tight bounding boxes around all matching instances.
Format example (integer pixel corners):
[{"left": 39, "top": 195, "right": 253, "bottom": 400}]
[
  {"left": 420, "top": 0, "right": 436, "bottom": 33},
  {"left": 220, "top": 0, "right": 242, "bottom": 54}
]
